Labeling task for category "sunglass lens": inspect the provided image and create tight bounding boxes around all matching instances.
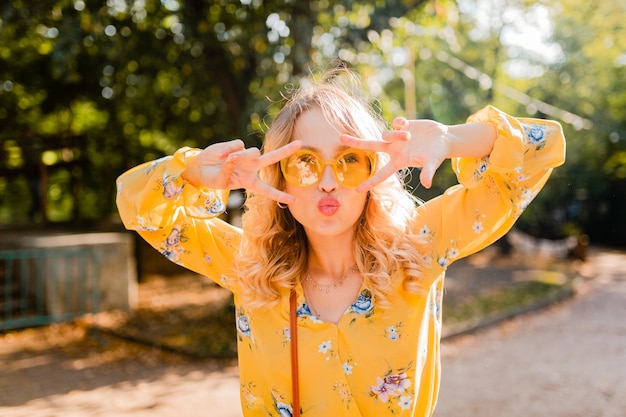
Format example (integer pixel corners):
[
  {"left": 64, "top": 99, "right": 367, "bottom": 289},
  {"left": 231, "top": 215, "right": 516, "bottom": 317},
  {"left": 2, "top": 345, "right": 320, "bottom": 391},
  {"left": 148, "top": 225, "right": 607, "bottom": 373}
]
[
  {"left": 337, "top": 151, "right": 372, "bottom": 186},
  {"left": 285, "top": 152, "right": 320, "bottom": 186},
  {"left": 281, "top": 149, "right": 374, "bottom": 187}
]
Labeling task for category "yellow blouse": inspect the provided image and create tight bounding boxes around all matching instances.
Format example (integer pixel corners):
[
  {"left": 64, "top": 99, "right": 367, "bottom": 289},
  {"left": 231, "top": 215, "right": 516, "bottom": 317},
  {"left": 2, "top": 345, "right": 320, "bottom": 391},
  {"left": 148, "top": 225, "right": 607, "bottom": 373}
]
[{"left": 116, "top": 106, "right": 565, "bottom": 417}]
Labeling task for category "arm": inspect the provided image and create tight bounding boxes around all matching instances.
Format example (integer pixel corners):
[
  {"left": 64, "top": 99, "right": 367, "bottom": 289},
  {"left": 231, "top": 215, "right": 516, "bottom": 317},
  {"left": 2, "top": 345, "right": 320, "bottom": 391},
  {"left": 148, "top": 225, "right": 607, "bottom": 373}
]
[
  {"left": 341, "top": 116, "right": 498, "bottom": 190},
  {"left": 341, "top": 105, "right": 565, "bottom": 277},
  {"left": 116, "top": 139, "right": 302, "bottom": 288},
  {"left": 446, "top": 121, "right": 496, "bottom": 159},
  {"left": 416, "top": 106, "right": 566, "bottom": 273},
  {"left": 417, "top": 120, "right": 497, "bottom": 188},
  {"left": 116, "top": 147, "right": 242, "bottom": 288}
]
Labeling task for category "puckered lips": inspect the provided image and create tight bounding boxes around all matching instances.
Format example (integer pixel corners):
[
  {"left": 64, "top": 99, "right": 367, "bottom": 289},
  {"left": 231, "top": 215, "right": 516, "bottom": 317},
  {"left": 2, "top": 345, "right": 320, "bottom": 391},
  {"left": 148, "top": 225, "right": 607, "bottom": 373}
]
[{"left": 317, "top": 196, "right": 340, "bottom": 216}]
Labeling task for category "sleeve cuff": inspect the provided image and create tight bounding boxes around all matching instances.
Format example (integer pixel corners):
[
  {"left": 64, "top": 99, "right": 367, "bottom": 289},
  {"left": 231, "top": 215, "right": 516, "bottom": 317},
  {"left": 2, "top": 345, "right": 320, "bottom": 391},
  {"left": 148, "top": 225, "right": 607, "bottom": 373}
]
[
  {"left": 452, "top": 105, "right": 565, "bottom": 188},
  {"left": 171, "top": 147, "right": 230, "bottom": 219}
]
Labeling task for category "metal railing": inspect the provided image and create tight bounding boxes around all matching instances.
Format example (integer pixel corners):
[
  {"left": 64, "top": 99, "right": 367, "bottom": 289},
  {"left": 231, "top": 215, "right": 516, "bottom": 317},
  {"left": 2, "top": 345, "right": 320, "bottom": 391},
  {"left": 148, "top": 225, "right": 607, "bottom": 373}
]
[{"left": 0, "top": 246, "right": 100, "bottom": 331}]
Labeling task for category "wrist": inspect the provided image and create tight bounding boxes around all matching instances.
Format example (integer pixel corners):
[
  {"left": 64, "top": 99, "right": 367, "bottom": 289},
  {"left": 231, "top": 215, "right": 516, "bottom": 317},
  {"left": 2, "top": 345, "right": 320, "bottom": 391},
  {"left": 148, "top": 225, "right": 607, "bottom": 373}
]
[
  {"left": 180, "top": 149, "right": 203, "bottom": 186},
  {"left": 447, "top": 122, "right": 496, "bottom": 159}
]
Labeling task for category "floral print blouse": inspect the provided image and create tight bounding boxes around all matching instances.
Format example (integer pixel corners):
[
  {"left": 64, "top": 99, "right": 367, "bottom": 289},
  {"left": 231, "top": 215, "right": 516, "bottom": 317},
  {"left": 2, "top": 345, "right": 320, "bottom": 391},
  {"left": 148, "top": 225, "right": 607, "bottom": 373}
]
[{"left": 116, "top": 106, "right": 565, "bottom": 417}]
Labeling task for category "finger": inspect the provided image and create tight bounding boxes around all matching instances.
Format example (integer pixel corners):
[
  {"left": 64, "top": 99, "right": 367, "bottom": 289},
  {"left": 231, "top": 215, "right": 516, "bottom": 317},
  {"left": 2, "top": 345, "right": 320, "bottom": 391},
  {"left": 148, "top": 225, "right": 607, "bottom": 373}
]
[
  {"left": 216, "top": 139, "right": 246, "bottom": 158},
  {"left": 226, "top": 146, "right": 261, "bottom": 163},
  {"left": 340, "top": 134, "right": 389, "bottom": 152},
  {"left": 217, "top": 147, "right": 259, "bottom": 185},
  {"left": 355, "top": 162, "right": 401, "bottom": 193},
  {"left": 258, "top": 141, "right": 302, "bottom": 166},
  {"left": 391, "top": 117, "right": 409, "bottom": 130},
  {"left": 254, "top": 181, "right": 296, "bottom": 205},
  {"left": 221, "top": 152, "right": 239, "bottom": 178},
  {"left": 381, "top": 129, "right": 411, "bottom": 142},
  {"left": 419, "top": 161, "right": 440, "bottom": 189}
]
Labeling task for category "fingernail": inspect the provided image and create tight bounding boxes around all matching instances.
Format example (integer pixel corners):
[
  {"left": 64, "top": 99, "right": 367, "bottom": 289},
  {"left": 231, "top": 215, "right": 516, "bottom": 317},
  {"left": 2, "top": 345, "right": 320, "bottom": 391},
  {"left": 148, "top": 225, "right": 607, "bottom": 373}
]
[{"left": 394, "top": 118, "right": 407, "bottom": 128}]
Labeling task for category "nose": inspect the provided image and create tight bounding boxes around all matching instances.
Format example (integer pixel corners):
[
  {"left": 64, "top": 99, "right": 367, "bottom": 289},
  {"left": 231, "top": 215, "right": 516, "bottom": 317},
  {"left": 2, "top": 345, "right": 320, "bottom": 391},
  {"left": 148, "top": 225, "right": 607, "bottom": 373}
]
[{"left": 318, "top": 164, "right": 338, "bottom": 192}]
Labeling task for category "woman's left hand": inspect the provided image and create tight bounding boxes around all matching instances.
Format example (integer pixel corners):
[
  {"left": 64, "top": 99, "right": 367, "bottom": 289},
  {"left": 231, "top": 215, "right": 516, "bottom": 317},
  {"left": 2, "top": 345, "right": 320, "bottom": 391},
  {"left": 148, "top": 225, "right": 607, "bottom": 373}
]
[{"left": 341, "top": 117, "right": 451, "bottom": 191}]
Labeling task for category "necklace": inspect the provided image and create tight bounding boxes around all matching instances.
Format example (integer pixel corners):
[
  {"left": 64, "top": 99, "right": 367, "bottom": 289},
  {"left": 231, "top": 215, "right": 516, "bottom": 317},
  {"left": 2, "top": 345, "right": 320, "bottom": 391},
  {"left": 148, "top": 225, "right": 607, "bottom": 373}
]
[{"left": 305, "top": 264, "right": 358, "bottom": 294}]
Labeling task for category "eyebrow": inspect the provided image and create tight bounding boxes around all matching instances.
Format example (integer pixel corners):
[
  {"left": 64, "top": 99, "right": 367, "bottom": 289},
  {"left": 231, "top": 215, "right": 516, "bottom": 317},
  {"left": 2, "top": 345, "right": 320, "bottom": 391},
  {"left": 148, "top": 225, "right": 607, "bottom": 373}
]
[{"left": 300, "top": 144, "right": 352, "bottom": 154}]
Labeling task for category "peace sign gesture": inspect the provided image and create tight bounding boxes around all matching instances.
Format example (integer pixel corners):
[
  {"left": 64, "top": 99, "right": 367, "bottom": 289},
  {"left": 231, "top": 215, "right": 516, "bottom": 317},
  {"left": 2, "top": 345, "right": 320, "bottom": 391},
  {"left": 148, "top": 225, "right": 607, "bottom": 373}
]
[
  {"left": 182, "top": 139, "right": 302, "bottom": 205},
  {"left": 340, "top": 117, "right": 452, "bottom": 191},
  {"left": 341, "top": 117, "right": 496, "bottom": 192}
]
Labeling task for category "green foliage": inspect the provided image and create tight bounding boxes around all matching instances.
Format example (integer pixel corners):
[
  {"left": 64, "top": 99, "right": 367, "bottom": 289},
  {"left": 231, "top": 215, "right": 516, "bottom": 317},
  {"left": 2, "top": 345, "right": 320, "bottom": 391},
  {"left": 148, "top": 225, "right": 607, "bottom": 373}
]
[
  {"left": 0, "top": 0, "right": 430, "bottom": 225},
  {"left": 0, "top": 0, "right": 625, "bottom": 246},
  {"left": 524, "top": 0, "right": 626, "bottom": 244}
]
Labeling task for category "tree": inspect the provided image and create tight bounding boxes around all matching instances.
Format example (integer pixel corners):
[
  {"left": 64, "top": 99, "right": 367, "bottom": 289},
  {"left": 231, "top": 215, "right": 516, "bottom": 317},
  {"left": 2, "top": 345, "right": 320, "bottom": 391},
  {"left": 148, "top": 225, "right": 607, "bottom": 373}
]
[
  {"left": 4, "top": 0, "right": 621, "bottom": 246},
  {"left": 360, "top": 0, "right": 626, "bottom": 245},
  {"left": 0, "top": 0, "right": 428, "bottom": 225},
  {"left": 512, "top": 0, "right": 626, "bottom": 244}
]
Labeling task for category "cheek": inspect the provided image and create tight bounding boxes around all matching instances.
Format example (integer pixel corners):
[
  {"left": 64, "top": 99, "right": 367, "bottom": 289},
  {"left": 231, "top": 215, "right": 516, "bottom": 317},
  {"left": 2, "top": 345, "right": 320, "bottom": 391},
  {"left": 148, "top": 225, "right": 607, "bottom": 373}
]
[
  {"left": 284, "top": 183, "right": 306, "bottom": 204},
  {"left": 283, "top": 185, "right": 310, "bottom": 217},
  {"left": 346, "top": 193, "right": 368, "bottom": 219}
]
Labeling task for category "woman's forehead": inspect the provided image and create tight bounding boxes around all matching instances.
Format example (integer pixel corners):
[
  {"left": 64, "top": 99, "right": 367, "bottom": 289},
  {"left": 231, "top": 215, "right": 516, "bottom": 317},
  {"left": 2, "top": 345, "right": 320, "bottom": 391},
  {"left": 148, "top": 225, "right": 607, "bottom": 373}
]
[{"left": 292, "top": 107, "right": 345, "bottom": 149}]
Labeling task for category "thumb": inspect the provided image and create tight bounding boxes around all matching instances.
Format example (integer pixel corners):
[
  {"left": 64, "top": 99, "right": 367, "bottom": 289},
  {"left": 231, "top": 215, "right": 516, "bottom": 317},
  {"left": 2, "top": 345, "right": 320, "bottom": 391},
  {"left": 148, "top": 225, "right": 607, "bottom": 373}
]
[
  {"left": 221, "top": 153, "right": 239, "bottom": 178},
  {"left": 419, "top": 161, "right": 440, "bottom": 189}
]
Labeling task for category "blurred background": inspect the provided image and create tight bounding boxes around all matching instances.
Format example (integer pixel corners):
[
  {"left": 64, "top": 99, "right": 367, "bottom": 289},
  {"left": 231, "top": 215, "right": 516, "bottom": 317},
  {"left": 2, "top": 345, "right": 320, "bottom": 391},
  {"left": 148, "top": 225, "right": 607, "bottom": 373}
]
[{"left": 1, "top": 0, "right": 624, "bottom": 245}]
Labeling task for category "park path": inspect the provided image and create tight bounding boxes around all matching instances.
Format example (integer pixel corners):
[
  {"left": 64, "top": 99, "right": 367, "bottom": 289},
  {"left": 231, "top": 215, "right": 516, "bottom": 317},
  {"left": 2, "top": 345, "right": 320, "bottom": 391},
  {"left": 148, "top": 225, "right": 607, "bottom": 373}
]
[
  {"left": 434, "top": 246, "right": 626, "bottom": 417},
  {"left": 1, "top": 246, "right": 624, "bottom": 416}
]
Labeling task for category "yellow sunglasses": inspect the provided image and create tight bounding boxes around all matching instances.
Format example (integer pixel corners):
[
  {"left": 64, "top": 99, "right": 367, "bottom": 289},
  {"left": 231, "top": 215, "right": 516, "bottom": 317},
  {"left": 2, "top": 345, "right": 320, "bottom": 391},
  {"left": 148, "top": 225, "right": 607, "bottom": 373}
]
[{"left": 280, "top": 148, "right": 376, "bottom": 187}]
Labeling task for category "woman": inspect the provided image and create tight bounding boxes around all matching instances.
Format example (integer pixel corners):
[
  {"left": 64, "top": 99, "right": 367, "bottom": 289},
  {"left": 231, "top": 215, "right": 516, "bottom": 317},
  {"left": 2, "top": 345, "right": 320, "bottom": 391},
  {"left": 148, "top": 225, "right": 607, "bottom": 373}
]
[{"left": 116, "top": 70, "right": 565, "bottom": 416}]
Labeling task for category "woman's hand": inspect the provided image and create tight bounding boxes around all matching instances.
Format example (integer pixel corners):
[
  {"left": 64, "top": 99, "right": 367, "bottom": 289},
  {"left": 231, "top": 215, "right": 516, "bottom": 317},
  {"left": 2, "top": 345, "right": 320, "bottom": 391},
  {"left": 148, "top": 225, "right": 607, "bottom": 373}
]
[
  {"left": 341, "top": 117, "right": 496, "bottom": 191},
  {"left": 341, "top": 118, "right": 451, "bottom": 191},
  {"left": 182, "top": 139, "right": 302, "bottom": 204}
]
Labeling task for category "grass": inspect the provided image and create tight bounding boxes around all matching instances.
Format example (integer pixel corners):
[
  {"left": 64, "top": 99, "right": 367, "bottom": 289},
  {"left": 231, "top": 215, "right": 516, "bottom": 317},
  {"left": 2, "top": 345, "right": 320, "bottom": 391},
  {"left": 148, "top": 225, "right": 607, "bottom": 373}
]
[{"left": 443, "top": 280, "right": 570, "bottom": 326}]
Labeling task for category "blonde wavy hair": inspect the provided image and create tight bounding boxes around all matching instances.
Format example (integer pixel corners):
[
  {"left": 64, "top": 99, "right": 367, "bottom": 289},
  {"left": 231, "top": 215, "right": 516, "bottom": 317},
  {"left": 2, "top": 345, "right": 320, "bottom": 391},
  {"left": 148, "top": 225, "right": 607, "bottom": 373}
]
[{"left": 236, "top": 70, "right": 426, "bottom": 309}]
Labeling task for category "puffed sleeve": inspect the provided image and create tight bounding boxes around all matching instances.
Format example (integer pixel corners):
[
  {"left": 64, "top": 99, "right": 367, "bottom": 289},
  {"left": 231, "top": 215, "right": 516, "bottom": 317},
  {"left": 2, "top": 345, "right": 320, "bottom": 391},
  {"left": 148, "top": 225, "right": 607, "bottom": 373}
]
[
  {"left": 416, "top": 105, "right": 566, "bottom": 280},
  {"left": 116, "top": 147, "right": 242, "bottom": 290}
]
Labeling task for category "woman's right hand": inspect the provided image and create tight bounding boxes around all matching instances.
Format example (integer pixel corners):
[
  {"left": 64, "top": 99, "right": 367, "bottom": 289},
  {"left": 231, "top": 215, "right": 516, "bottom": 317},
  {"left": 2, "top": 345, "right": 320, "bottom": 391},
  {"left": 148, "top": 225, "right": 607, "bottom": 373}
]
[{"left": 182, "top": 139, "right": 302, "bottom": 204}]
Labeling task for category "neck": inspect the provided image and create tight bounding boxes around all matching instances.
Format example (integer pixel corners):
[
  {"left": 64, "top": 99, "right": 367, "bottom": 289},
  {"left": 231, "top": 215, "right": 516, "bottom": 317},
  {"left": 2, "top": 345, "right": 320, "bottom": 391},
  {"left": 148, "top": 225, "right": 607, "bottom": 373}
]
[{"left": 306, "top": 233, "right": 356, "bottom": 280}]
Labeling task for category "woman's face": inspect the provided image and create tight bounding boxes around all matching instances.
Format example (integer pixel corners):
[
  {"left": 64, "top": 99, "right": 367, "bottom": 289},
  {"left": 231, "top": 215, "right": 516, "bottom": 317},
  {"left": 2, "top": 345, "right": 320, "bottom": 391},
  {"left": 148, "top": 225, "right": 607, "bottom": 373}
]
[{"left": 283, "top": 106, "right": 369, "bottom": 241}]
